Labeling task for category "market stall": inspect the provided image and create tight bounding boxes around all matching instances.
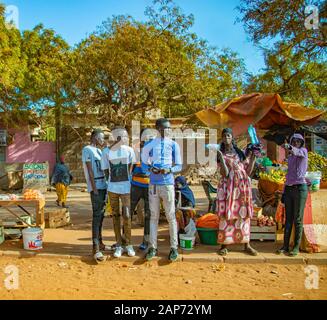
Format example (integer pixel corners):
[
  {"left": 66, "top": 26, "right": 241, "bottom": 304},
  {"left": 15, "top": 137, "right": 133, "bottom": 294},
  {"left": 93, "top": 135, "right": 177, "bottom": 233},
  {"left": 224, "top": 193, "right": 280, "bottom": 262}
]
[
  {"left": 195, "top": 93, "right": 327, "bottom": 250},
  {"left": 0, "top": 198, "right": 45, "bottom": 229},
  {"left": 0, "top": 163, "right": 48, "bottom": 247}
]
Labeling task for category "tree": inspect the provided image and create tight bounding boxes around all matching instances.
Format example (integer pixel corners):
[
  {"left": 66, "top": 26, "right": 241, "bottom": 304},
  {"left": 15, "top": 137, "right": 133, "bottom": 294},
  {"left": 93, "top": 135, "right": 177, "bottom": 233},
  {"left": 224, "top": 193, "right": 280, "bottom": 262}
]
[
  {"left": 20, "top": 25, "right": 73, "bottom": 154},
  {"left": 237, "top": 0, "right": 327, "bottom": 59},
  {"left": 245, "top": 42, "right": 327, "bottom": 108},
  {"left": 73, "top": 1, "right": 246, "bottom": 127},
  {"left": 0, "top": 4, "right": 28, "bottom": 126}
]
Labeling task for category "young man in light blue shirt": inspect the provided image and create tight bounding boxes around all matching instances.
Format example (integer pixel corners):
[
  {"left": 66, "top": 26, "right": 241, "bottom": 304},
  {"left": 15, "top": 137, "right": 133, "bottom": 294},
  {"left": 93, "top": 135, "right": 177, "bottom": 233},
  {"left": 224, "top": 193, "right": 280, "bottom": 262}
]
[
  {"left": 82, "top": 129, "right": 108, "bottom": 263},
  {"left": 141, "top": 118, "right": 182, "bottom": 261}
]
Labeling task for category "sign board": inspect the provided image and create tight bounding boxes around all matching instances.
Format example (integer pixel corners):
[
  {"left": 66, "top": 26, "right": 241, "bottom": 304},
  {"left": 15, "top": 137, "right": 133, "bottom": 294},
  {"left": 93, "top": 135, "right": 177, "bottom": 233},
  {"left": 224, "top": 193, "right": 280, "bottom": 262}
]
[
  {"left": 0, "top": 130, "right": 7, "bottom": 146},
  {"left": 23, "top": 162, "right": 49, "bottom": 193}
]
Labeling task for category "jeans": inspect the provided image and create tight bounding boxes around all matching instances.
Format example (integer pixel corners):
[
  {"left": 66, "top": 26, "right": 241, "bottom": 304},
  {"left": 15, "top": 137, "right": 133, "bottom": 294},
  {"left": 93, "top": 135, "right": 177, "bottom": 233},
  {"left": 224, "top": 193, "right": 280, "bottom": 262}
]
[
  {"left": 130, "top": 185, "right": 151, "bottom": 244},
  {"left": 148, "top": 184, "right": 178, "bottom": 250},
  {"left": 109, "top": 192, "right": 131, "bottom": 246},
  {"left": 90, "top": 189, "right": 107, "bottom": 250},
  {"left": 283, "top": 184, "right": 308, "bottom": 251}
]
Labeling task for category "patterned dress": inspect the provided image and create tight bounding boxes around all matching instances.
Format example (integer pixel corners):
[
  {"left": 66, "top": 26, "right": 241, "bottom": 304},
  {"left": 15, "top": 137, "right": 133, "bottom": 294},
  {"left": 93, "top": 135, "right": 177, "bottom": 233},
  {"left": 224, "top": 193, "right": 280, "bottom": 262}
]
[{"left": 216, "top": 153, "right": 253, "bottom": 245}]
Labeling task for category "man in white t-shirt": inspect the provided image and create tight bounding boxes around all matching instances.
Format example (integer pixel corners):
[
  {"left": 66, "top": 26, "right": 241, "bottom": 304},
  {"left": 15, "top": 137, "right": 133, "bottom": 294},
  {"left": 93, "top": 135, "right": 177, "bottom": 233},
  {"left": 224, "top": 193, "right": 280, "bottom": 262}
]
[
  {"left": 82, "top": 129, "right": 108, "bottom": 263},
  {"left": 101, "top": 127, "right": 136, "bottom": 258}
]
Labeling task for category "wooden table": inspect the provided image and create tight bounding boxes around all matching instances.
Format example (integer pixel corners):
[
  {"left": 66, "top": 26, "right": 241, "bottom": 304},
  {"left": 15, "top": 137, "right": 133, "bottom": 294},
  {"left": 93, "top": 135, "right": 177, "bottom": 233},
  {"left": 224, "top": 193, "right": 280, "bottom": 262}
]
[{"left": 0, "top": 199, "right": 45, "bottom": 229}]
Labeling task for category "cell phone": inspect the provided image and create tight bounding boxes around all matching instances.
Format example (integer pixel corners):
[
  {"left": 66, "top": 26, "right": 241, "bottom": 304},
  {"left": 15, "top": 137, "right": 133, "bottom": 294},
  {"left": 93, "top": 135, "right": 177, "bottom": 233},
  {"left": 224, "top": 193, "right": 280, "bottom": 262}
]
[{"left": 151, "top": 166, "right": 161, "bottom": 174}]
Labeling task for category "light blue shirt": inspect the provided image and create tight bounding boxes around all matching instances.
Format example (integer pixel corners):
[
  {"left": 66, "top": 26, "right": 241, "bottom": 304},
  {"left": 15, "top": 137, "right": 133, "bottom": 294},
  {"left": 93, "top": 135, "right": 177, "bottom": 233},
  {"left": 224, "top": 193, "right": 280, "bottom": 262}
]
[
  {"left": 141, "top": 137, "right": 182, "bottom": 185},
  {"left": 101, "top": 145, "right": 136, "bottom": 194},
  {"left": 82, "top": 145, "right": 107, "bottom": 193}
]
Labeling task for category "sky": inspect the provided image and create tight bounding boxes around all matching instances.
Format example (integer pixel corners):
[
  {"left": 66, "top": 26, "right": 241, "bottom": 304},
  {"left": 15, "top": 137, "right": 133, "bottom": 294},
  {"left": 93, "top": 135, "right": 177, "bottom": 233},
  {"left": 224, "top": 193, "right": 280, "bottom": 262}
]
[{"left": 3, "top": 0, "right": 266, "bottom": 74}]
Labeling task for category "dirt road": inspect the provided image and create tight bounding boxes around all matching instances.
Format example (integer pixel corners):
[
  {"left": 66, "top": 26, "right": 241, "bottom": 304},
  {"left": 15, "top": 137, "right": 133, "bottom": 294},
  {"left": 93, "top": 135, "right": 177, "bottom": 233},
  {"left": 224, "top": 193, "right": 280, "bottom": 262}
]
[{"left": 0, "top": 256, "right": 326, "bottom": 300}]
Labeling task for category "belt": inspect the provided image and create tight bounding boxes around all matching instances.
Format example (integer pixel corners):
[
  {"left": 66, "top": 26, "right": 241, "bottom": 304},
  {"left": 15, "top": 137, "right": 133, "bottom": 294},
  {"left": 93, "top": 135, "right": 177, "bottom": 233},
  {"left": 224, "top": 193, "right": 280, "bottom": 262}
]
[
  {"left": 286, "top": 183, "right": 306, "bottom": 188},
  {"left": 94, "top": 176, "right": 105, "bottom": 180}
]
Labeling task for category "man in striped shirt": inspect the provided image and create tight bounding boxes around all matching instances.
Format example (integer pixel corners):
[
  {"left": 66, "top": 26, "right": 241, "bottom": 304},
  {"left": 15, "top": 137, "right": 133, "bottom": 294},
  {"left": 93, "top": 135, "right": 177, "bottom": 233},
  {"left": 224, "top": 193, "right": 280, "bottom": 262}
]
[{"left": 130, "top": 128, "right": 154, "bottom": 251}]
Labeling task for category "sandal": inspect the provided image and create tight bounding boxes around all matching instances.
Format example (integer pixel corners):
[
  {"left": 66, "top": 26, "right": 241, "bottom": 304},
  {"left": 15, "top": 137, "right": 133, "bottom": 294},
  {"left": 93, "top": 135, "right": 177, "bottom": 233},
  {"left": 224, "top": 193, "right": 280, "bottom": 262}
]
[
  {"left": 218, "top": 247, "right": 228, "bottom": 256},
  {"left": 245, "top": 245, "right": 258, "bottom": 256}
]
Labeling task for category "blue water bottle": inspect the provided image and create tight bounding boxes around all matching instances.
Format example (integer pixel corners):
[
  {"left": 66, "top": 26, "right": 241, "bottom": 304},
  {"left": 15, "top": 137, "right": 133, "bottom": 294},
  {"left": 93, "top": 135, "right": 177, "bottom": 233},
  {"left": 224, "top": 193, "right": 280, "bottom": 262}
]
[{"left": 248, "top": 125, "right": 260, "bottom": 145}]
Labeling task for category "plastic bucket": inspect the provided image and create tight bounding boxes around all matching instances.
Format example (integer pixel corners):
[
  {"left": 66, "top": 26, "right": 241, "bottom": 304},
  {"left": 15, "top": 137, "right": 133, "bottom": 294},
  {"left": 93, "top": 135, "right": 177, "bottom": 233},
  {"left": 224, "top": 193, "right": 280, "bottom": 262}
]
[
  {"left": 179, "top": 234, "right": 195, "bottom": 250},
  {"left": 306, "top": 172, "right": 322, "bottom": 192},
  {"left": 22, "top": 228, "right": 43, "bottom": 250},
  {"left": 197, "top": 228, "right": 218, "bottom": 245}
]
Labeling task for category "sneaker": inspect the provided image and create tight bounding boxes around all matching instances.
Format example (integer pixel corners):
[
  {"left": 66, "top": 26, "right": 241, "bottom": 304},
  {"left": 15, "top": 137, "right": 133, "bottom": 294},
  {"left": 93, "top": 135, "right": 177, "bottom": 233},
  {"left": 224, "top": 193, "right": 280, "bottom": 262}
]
[
  {"left": 138, "top": 242, "right": 148, "bottom": 251},
  {"left": 145, "top": 248, "right": 157, "bottom": 261},
  {"left": 168, "top": 248, "right": 179, "bottom": 262},
  {"left": 94, "top": 251, "right": 105, "bottom": 263},
  {"left": 276, "top": 247, "right": 289, "bottom": 255},
  {"left": 288, "top": 248, "right": 299, "bottom": 257},
  {"left": 113, "top": 246, "right": 123, "bottom": 258},
  {"left": 125, "top": 245, "right": 136, "bottom": 257},
  {"left": 109, "top": 243, "right": 118, "bottom": 251}
]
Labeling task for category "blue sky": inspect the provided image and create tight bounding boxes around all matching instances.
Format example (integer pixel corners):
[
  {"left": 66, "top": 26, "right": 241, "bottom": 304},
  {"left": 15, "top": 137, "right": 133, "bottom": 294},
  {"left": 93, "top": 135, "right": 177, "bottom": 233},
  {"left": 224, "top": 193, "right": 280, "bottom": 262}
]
[{"left": 3, "top": 0, "right": 265, "bottom": 74}]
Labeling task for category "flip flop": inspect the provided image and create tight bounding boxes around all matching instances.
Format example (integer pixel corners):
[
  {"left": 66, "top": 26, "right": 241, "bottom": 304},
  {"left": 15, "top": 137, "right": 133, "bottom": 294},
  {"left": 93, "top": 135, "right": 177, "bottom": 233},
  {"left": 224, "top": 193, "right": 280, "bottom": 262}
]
[
  {"left": 218, "top": 248, "right": 228, "bottom": 256},
  {"left": 245, "top": 246, "right": 258, "bottom": 256}
]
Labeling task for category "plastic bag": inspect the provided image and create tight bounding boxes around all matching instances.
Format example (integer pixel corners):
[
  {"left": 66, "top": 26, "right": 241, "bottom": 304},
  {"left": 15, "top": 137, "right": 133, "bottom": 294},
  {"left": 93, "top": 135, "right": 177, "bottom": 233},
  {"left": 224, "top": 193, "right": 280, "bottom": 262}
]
[{"left": 184, "top": 219, "right": 197, "bottom": 237}]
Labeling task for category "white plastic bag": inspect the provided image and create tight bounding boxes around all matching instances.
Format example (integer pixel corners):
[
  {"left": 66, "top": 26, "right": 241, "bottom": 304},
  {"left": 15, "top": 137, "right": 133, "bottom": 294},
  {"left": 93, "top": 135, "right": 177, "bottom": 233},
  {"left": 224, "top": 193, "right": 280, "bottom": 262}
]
[{"left": 184, "top": 219, "right": 197, "bottom": 237}]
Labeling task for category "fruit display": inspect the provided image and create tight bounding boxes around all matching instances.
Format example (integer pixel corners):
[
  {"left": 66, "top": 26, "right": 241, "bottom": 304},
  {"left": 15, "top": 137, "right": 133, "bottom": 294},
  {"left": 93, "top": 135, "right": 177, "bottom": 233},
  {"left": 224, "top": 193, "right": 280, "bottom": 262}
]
[
  {"left": 257, "top": 215, "right": 276, "bottom": 227},
  {"left": 259, "top": 169, "right": 286, "bottom": 184},
  {"left": 0, "top": 194, "right": 18, "bottom": 201},
  {"left": 308, "top": 152, "right": 327, "bottom": 181},
  {"left": 23, "top": 189, "right": 44, "bottom": 200}
]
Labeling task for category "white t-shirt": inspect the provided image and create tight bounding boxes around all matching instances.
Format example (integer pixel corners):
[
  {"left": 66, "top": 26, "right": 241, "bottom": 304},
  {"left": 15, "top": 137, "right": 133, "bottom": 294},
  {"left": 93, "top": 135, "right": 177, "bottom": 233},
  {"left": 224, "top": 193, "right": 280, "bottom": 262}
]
[
  {"left": 82, "top": 145, "right": 107, "bottom": 193},
  {"left": 101, "top": 145, "right": 136, "bottom": 194}
]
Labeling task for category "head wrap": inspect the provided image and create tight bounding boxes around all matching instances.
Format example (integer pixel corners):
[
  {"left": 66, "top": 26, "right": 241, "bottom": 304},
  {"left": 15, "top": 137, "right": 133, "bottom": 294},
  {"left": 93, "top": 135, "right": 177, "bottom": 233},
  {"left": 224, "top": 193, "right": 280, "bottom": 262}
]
[
  {"left": 175, "top": 176, "right": 195, "bottom": 208},
  {"left": 220, "top": 128, "right": 246, "bottom": 161},
  {"left": 290, "top": 133, "right": 305, "bottom": 148}
]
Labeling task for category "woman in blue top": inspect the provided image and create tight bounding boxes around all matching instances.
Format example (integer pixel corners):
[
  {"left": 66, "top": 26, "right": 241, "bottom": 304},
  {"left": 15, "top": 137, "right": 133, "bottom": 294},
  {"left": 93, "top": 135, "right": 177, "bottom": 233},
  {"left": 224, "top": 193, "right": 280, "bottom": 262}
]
[{"left": 51, "top": 154, "right": 73, "bottom": 208}]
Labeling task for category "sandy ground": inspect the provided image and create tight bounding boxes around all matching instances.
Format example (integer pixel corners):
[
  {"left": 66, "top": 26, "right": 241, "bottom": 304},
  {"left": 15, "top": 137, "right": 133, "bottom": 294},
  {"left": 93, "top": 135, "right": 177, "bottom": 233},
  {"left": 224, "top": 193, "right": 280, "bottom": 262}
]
[
  {"left": 0, "top": 256, "right": 326, "bottom": 300},
  {"left": 1, "top": 186, "right": 327, "bottom": 300}
]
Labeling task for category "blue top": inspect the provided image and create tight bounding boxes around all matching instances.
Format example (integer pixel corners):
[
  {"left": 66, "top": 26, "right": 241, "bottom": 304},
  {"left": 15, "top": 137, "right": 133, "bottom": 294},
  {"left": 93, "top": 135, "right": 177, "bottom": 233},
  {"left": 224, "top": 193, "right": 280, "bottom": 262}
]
[
  {"left": 141, "top": 137, "right": 182, "bottom": 185},
  {"left": 51, "top": 163, "right": 72, "bottom": 186}
]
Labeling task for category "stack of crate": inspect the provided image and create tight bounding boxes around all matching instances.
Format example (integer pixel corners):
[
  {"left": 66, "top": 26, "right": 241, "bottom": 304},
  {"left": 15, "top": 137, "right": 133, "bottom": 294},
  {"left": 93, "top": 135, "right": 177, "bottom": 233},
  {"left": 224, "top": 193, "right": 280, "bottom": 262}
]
[
  {"left": 45, "top": 208, "right": 71, "bottom": 228},
  {"left": 250, "top": 207, "right": 276, "bottom": 241}
]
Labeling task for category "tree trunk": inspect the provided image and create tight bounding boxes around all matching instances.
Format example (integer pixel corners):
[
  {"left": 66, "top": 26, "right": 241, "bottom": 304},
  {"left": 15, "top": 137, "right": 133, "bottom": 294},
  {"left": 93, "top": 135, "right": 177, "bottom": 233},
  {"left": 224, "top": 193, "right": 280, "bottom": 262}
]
[{"left": 55, "top": 102, "right": 62, "bottom": 160}]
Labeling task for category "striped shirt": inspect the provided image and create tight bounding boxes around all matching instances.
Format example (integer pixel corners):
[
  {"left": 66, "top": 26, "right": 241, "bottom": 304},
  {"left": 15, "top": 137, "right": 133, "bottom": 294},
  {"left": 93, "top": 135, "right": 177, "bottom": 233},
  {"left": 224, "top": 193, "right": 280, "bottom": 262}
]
[{"left": 131, "top": 162, "right": 149, "bottom": 188}]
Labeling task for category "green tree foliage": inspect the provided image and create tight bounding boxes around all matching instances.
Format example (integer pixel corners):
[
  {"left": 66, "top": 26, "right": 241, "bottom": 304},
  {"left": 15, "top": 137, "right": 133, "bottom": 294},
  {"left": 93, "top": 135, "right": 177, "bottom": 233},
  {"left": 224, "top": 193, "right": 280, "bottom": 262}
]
[
  {"left": 1, "top": 0, "right": 246, "bottom": 130},
  {"left": 237, "top": 0, "right": 327, "bottom": 58},
  {"left": 0, "top": 4, "right": 27, "bottom": 124},
  {"left": 73, "top": 0, "right": 246, "bottom": 126},
  {"left": 245, "top": 42, "right": 327, "bottom": 108}
]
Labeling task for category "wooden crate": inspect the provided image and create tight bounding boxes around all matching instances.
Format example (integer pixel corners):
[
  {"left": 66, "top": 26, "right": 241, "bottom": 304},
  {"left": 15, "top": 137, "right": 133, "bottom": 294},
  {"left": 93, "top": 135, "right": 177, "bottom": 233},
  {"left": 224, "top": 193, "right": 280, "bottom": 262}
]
[
  {"left": 251, "top": 226, "right": 276, "bottom": 233},
  {"left": 45, "top": 208, "right": 70, "bottom": 228},
  {"left": 250, "top": 225, "right": 276, "bottom": 241},
  {"left": 250, "top": 233, "right": 276, "bottom": 241}
]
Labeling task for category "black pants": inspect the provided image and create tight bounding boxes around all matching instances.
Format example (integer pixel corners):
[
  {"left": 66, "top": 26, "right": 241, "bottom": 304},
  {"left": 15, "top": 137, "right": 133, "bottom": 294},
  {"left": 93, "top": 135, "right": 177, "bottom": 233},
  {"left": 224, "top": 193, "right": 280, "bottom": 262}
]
[
  {"left": 90, "top": 189, "right": 107, "bottom": 250},
  {"left": 283, "top": 184, "right": 308, "bottom": 251},
  {"left": 130, "top": 185, "right": 150, "bottom": 243}
]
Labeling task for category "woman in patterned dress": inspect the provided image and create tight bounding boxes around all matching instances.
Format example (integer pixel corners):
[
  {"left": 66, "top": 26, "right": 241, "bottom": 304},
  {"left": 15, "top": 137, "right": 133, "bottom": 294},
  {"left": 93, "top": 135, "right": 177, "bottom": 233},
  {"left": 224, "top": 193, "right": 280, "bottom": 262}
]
[{"left": 216, "top": 128, "right": 258, "bottom": 256}]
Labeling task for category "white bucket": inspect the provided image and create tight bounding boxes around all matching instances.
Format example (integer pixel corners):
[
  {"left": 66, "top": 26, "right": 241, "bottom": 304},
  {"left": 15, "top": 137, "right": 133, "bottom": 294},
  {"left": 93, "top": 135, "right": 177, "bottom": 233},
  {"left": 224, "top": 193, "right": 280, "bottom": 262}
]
[
  {"left": 306, "top": 172, "right": 322, "bottom": 192},
  {"left": 179, "top": 234, "right": 195, "bottom": 251},
  {"left": 22, "top": 228, "right": 43, "bottom": 251}
]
